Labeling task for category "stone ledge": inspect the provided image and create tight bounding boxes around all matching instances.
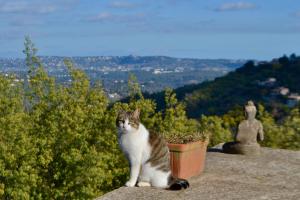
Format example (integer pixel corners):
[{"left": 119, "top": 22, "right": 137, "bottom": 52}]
[{"left": 96, "top": 148, "right": 300, "bottom": 200}]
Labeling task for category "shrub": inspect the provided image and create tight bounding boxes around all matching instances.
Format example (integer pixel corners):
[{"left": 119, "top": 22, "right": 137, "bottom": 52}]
[
  {"left": 157, "top": 88, "right": 207, "bottom": 144},
  {"left": 199, "top": 115, "right": 233, "bottom": 147},
  {"left": 0, "top": 37, "right": 128, "bottom": 199}
]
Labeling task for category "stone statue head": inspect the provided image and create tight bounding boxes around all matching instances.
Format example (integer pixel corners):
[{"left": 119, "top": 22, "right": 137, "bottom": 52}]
[{"left": 245, "top": 101, "right": 256, "bottom": 120}]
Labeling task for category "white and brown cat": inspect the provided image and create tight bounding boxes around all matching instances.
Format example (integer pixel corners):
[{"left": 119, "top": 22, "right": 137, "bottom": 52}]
[{"left": 116, "top": 109, "right": 189, "bottom": 190}]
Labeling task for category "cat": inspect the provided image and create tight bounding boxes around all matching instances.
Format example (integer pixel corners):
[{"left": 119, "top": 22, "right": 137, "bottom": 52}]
[{"left": 116, "top": 108, "right": 189, "bottom": 190}]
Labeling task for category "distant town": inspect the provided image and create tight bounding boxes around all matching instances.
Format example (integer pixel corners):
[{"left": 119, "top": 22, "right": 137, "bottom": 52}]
[{"left": 0, "top": 55, "right": 246, "bottom": 100}]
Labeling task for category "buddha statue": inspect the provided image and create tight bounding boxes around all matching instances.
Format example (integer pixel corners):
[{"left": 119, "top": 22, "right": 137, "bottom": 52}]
[{"left": 223, "top": 101, "right": 264, "bottom": 156}]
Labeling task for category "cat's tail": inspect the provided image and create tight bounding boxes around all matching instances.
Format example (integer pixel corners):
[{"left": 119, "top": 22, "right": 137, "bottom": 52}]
[{"left": 168, "top": 176, "right": 189, "bottom": 190}]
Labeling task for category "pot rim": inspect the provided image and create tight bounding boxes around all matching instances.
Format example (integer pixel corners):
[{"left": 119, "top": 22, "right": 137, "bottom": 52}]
[{"left": 167, "top": 139, "right": 209, "bottom": 152}]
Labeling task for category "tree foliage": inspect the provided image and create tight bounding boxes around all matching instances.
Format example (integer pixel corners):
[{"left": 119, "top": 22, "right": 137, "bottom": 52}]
[
  {"left": 0, "top": 37, "right": 128, "bottom": 199},
  {"left": 258, "top": 105, "right": 300, "bottom": 150}
]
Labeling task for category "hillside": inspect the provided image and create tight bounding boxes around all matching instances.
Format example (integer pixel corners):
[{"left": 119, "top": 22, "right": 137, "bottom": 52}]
[
  {"left": 97, "top": 147, "right": 300, "bottom": 200},
  {"left": 148, "top": 54, "right": 300, "bottom": 118}
]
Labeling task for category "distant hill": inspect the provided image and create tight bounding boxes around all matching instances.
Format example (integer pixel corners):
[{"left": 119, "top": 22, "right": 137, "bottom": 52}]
[
  {"left": 0, "top": 55, "right": 246, "bottom": 97},
  {"left": 0, "top": 55, "right": 245, "bottom": 70},
  {"left": 147, "top": 54, "right": 300, "bottom": 118}
]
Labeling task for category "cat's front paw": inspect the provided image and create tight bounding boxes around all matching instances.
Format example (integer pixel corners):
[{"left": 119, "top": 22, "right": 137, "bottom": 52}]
[
  {"left": 125, "top": 180, "right": 136, "bottom": 187},
  {"left": 137, "top": 181, "right": 151, "bottom": 187}
]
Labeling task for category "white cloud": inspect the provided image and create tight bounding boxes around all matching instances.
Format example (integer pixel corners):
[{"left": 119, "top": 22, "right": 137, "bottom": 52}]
[
  {"left": 89, "top": 12, "right": 115, "bottom": 22},
  {"left": 0, "top": 0, "right": 77, "bottom": 15},
  {"left": 87, "top": 12, "right": 146, "bottom": 23},
  {"left": 0, "top": 1, "right": 56, "bottom": 14},
  {"left": 109, "top": 1, "right": 138, "bottom": 9},
  {"left": 215, "top": 2, "right": 256, "bottom": 12}
]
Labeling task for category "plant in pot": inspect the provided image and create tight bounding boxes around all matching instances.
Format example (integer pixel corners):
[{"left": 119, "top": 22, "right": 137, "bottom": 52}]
[{"left": 156, "top": 88, "right": 209, "bottom": 179}]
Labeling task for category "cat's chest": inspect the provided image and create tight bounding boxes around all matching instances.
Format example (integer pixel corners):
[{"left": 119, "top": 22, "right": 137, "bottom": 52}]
[
  {"left": 119, "top": 133, "right": 145, "bottom": 152},
  {"left": 119, "top": 131, "right": 151, "bottom": 163}
]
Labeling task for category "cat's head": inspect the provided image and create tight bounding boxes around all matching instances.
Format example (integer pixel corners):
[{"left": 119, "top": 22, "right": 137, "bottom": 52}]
[{"left": 116, "top": 109, "right": 140, "bottom": 133}]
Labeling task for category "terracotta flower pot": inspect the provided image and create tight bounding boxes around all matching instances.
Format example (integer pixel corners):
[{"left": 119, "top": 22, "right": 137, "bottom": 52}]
[{"left": 167, "top": 140, "right": 208, "bottom": 179}]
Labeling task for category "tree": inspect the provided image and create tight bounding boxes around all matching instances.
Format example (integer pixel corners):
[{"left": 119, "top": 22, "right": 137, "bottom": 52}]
[
  {"left": 278, "top": 55, "right": 289, "bottom": 65},
  {"left": 0, "top": 74, "right": 37, "bottom": 199},
  {"left": 128, "top": 73, "right": 143, "bottom": 102},
  {"left": 281, "top": 108, "right": 300, "bottom": 149},
  {"left": 156, "top": 88, "right": 204, "bottom": 143},
  {"left": 0, "top": 37, "right": 128, "bottom": 199}
]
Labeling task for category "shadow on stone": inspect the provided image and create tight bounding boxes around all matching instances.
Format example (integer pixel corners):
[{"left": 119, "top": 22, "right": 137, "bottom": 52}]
[{"left": 207, "top": 148, "right": 223, "bottom": 153}]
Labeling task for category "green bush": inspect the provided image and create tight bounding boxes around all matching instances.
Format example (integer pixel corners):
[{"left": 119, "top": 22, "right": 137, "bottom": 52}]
[
  {"left": 258, "top": 105, "right": 300, "bottom": 150},
  {"left": 199, "top": 115, "right": 233, "bottom": 147},
  {"left": 156, "top": 88, "right": 206, "bottom": 144},
  {"left": 0, "top": 37, "right": 128, "bottom": 199}
]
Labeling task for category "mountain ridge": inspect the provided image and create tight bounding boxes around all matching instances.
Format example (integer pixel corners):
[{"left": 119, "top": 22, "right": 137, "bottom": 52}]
[{"left": 0, "top": 55, "right": 246, "bottom": 69}]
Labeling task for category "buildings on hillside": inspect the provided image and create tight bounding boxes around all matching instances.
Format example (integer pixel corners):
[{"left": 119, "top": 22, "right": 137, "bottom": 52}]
[{"left": 258, "top": 77, "right": 300, "bottom": 108}]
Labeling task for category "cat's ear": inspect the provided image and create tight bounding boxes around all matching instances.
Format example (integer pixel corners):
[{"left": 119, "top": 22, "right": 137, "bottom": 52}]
[
  {"left": 132, "top": 108, "right": 140, "bottom": 119},
  {"left": 117, "top": 109, "right": 126, "bottom": 117}
]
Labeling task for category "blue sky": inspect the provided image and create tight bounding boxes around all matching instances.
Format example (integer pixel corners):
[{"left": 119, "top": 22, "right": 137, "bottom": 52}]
[{"left": 0, "top": 0, "right": 299, "bottom": 59}]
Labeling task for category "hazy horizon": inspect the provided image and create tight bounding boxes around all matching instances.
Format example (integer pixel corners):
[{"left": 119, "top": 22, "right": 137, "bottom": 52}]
[
  {"left": 1, "top": 0, "right": 299, "bottom": 60},
  {"left": 0, "top": 53, "right": 253, "bottom": 61}
]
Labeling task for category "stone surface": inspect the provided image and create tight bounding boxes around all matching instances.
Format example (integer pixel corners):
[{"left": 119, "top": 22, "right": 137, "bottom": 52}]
[
  {"left": 96, "top": 148, "right": 300, "bottom": 200},
  {"left": 223, "top": 101, "right": 264, "bottom": 155},
  {"left": 223, "top": 142, "right": 262, "bottom": 156}
]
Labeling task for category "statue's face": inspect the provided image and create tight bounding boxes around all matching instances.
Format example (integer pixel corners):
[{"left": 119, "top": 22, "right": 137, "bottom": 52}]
[{"left": 245, "top": 106, "right": 256, "bottom": 120}]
